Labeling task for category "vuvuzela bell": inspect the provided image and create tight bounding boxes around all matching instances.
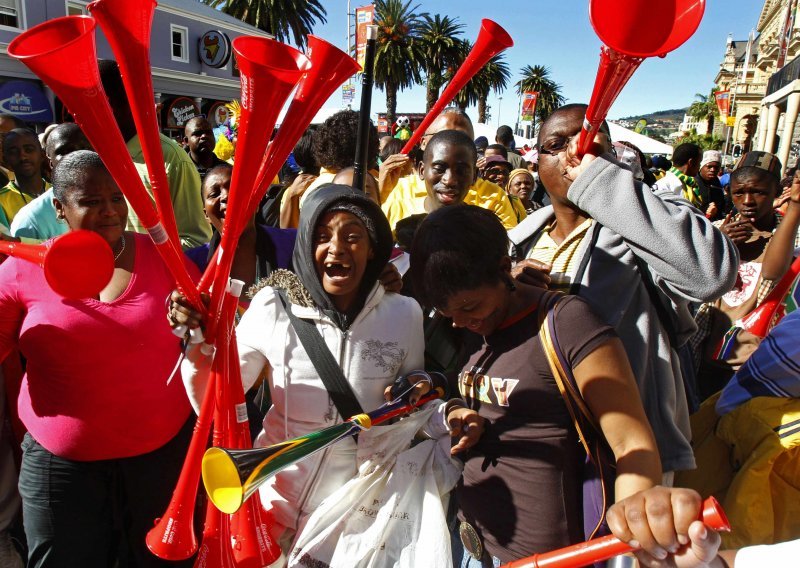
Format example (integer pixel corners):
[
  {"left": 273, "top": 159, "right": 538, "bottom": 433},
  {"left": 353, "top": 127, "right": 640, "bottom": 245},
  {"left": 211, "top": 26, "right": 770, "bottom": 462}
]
[{"left": 203, "top": 415, "right": 372, "bottom": 514}]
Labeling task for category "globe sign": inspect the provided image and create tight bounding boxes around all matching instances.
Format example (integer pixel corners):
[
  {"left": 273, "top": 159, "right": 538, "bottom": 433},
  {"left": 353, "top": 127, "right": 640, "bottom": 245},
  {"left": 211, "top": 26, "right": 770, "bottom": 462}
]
[{"left": 199, "top": 30, "right": 231, "bottom": 69}]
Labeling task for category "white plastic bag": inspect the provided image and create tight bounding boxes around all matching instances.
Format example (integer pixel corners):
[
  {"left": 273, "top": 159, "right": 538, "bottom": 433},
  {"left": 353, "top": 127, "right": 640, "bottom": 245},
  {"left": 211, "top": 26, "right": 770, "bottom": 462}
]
[{"left": 287, "top": 406, "right": 461, "bottom": 568}]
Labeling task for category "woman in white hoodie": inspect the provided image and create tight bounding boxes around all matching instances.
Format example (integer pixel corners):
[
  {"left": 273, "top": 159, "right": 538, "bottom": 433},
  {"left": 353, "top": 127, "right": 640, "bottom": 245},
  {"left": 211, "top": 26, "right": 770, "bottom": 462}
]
[{"left": 173, "top": 184, "right": 428, "bottom": 547}]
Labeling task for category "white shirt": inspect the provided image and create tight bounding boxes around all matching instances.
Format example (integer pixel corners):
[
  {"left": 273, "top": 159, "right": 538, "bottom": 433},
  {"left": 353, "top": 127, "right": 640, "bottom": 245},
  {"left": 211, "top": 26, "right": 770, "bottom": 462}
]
[{"left": 736, "top": 538, "right": 800, "bottom": 567}]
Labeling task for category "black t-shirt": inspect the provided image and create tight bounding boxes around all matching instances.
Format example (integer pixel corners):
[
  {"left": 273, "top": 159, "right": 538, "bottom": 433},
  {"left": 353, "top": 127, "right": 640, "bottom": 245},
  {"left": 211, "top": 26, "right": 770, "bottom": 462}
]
[
  {"left": 193, "top": 154, "right": 227, "bottom": 183},
  {"left": 456, "top": 294, "right": 615, "bottom": 562}
]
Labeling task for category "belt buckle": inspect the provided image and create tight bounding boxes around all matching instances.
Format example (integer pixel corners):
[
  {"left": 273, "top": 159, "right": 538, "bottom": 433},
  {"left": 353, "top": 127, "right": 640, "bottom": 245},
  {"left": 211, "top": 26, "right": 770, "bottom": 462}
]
[{"left": 459, "top": 521, "right": 483, "bottom": 560}]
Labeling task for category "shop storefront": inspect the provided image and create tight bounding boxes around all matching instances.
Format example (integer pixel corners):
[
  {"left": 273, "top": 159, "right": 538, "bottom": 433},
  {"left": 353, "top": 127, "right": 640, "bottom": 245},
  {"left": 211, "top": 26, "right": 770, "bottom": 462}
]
[
  {"left": 0, "top": 0, "right": 267, "bottom": 133},
  {"left": 157, "top": 96, "right": 233, "bottom": 143}
]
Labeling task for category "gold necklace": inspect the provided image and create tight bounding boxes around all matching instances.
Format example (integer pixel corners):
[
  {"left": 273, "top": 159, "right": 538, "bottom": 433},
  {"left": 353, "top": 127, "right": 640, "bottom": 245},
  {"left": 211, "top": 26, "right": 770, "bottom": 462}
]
[{"left": 114, "top": 234, "right": 126, "bottom": 261}]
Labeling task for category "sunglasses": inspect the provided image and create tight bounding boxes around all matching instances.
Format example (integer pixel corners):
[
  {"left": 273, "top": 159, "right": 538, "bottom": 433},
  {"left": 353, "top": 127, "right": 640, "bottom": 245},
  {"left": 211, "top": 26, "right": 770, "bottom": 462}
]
[
  {"left": 538, "top": 135, "right": 573, "bottom": 156},
  {"left": 539, "top": 129, "right": 611, "bottom": 156}
]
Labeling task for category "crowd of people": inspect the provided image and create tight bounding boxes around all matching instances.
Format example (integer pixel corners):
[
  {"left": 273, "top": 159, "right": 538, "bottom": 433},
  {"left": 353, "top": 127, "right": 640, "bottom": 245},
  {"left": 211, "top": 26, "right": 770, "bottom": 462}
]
[{"left": 0, "top": 60, "right": 798, "bottom": 568}]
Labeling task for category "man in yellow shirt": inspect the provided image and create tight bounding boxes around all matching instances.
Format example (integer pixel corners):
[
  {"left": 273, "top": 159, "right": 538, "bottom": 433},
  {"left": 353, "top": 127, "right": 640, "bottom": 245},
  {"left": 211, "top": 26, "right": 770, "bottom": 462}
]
[
  {"left": 379, "top": 107, "right": 518, "bottom": 230},
  {"left": 0, "top": 128, "right": 49, "bottom": 229},
  {"left": 382, "top": 129, "right": 478, "bottom": 231}
]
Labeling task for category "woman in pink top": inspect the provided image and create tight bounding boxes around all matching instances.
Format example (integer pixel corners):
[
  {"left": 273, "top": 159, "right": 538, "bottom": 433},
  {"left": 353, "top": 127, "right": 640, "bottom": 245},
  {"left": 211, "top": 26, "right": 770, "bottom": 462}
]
[{"left": 0, "top": 151, "right": 197, "bottom": 567}]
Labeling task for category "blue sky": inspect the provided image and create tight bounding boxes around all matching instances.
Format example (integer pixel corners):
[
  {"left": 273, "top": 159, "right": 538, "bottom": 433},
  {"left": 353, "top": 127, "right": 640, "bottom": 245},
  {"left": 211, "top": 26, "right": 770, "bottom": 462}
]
[{"left": 308, "top": 0, "right": 764, "bottom": 125}]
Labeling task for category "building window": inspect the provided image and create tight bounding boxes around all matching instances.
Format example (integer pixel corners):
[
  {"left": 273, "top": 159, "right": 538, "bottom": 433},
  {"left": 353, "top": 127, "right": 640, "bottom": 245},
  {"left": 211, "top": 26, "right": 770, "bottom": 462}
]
[
  {"left": 0, "top": 0, "right": 20, "bottom": 28},
  {"left": 66, "top": 2, "right": 87, "bottom": 16},
  {"left": 171, "top": 25, "right": 189, "bottom": 63}
]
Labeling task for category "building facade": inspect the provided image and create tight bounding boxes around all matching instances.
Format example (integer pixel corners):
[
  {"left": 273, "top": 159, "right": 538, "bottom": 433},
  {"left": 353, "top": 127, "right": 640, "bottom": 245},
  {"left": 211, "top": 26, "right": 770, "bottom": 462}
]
[
  {"left": 753, "top": 0, "right": 800, "bottom": 170},
  {"left": 0, "top": 0, "right": 267, "bottom": 137},
  {"left": 674, "top": 112, "right": 725, "bottom": 139},
  {"left": 715, "top": 33, "right": 764, "bottom": 152}
]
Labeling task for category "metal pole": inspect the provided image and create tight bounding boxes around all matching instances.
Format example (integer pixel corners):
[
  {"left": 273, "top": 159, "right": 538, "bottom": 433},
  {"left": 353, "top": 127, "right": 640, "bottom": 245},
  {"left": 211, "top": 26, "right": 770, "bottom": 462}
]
[
  {"left": 497, "top": 96, "right": 502, "bottom": 127},
  {"left": 347, "top": 0, "right": 352, "bottom": 59},
  {"left": 352, "top": 25, "right": 377, "bottom": 193},
  {"left": 724, "top": 75, "right": 738, "bottom": 163}
]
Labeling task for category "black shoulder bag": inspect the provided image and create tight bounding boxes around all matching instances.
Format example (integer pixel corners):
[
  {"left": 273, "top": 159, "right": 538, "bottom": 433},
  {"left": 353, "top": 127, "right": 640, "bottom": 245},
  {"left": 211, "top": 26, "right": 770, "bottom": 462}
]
[{"left": 276, "top": 291, "right": 364, "bottom": 420}]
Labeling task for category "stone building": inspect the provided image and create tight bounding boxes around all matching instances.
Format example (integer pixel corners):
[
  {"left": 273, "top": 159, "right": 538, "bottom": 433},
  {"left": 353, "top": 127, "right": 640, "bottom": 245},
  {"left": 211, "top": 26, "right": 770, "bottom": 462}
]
[
  {"left": 754, "top": 0, "right": 800, "bottom": 170},
  {"left": 715, "top": 33, "right": 763, "bottom": 154}
]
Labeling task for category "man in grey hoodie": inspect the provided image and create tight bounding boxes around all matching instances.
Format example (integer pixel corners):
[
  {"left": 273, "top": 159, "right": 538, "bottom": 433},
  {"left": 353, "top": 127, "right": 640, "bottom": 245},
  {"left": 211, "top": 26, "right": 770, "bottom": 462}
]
[{"left": 509, "top": 104, "right": 739, "bottom": 475}]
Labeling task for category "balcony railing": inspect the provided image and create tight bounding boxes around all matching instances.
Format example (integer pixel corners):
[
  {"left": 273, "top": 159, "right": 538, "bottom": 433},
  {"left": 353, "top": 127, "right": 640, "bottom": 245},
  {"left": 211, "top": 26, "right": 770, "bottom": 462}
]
[
  {"left": 767, "top": 53, "right": 800, "bottom": 95},
  {"left": 736, "top": 82, "right": 767, "bottom": 96}
]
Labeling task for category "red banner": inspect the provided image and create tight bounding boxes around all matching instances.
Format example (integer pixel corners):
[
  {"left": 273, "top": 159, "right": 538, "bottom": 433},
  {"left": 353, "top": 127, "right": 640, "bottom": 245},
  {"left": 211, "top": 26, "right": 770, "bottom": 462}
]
[
  {"left": 714, "top": 90, "right": 730, "bottom": 118},
  {"left": 777, "top": 0, "right": 798, "bottom": 68},
  {"left": 521, "top": 91, "right": 538, "bottom": 121},
  {"left": 355, "top": 4, "right": 375, "bottom": 68}
]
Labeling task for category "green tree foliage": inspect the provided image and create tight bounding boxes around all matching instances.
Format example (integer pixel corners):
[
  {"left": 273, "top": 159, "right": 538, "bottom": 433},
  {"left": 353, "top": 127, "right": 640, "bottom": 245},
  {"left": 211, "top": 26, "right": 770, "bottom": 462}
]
[
  {"left": 203, "top": 0, "right": 326, "bottom": 49},
  {"left": 687, "top": 90, "right": 719, "bottom": 135},
  {"left": 516, "top": 65, "right": 565, "bottom": 124},
  {"left": 418, "top": 14, "right": 464, "bottom": 112},
  {"left": 675, "top": 129, "right": 724, "bottom": 151},
  {"left": 373, "top": 0, "right": 427, "bottom": 127}
]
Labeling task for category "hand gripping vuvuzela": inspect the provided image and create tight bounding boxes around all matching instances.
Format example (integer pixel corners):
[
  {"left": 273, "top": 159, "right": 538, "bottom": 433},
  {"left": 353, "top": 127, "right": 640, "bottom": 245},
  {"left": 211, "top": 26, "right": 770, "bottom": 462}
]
[{"left": 501, "top": 497, "right": 730, "bottom": 568}]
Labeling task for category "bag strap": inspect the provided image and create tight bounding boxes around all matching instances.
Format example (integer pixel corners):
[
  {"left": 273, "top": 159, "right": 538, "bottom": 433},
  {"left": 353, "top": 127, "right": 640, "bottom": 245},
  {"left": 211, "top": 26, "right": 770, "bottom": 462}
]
[
  {"left": 538, "top": 293, "right": 598, "bottom": 455},
  {"left": 632, "top": 255, "right": 679, "bottom": 347},
  {"left": 568, "top": 221, "right": 602, "bottom": 297},
  {"left": 538, "top": 293, "right": 612, "bottom": 539},
  {"left": 565, "top": 220, "right": 678, "bottom": 347},
  {"left": 277, "top": 290, "right": 364, "bottom": 420}
]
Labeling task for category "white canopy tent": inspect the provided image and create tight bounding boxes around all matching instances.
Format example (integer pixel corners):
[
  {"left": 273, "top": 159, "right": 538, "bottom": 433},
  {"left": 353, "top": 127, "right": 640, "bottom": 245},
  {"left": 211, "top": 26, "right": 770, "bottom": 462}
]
[
  {"left": 608, "top": 122, "right": 673, "bottom": 155},
  {"left": 276, "top": 106, "right": 343, "bottom": 127},
  {"left": 473, "top": 122, "right": 532, "bottom": 149},
  {"left": 474, "top": 121, "right": 672, "bottom": 156}
]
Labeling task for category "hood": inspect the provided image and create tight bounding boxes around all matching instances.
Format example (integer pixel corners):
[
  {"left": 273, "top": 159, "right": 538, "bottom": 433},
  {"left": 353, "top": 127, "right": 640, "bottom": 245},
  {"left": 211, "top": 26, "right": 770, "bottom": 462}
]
[{"left": 292, "top": 183, "right": 393, "bottom": 329}]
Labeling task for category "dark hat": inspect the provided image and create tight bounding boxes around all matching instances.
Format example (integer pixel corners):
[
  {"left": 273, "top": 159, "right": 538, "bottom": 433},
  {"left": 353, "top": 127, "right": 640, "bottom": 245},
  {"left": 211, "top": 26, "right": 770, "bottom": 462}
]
[
  {"left": 326, "top": 201, "right": 378, "bottom": 247},
  {"left": 734, "top": 151, "right": 782, "bottom": 179},
  {"left": 483, "top": 154, "right": 512, "bottom": 169}
]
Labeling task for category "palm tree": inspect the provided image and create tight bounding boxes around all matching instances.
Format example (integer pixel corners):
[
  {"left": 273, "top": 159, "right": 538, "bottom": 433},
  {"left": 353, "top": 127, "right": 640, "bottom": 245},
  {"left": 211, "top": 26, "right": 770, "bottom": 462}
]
[
  {"left": 472, "top": 54, "right": 510, "bottom": 124},
  {"left": 418, "top": 14, "right": 464, "bottom": 112},
  {"left": 203, "top": 0, "right": 326, "bottom": 49},
  {"left": 451, "top": 39, "right": 478, "bottom": 111},
  {"left": 448, "top": 39, "right": 509, "bottom": 119},
  {"left": 515, "top": 64, "right": 565, "bottom": 126},
  {"left": 373, "top": 0, "right": 427, "bottom": 127},
  {"left": 687, "top": 90, "right": 718, "bottom": 135}
]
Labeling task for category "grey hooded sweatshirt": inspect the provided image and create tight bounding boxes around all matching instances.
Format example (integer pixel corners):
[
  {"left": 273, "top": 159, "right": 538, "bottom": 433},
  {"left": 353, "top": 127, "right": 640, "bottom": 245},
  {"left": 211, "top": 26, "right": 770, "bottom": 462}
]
[{"left": 509, "top": 156, "right": 739, "bottom": 471}]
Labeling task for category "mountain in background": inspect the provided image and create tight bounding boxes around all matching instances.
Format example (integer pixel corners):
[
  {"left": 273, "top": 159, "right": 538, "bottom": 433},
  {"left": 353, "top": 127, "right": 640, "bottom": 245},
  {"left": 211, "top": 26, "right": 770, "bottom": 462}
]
[
  {"left": 616, "top": 108, "right": 688, "bottom": 122},
  {"left": 612, "top": 108, "right": 688, "bottom": 141}
]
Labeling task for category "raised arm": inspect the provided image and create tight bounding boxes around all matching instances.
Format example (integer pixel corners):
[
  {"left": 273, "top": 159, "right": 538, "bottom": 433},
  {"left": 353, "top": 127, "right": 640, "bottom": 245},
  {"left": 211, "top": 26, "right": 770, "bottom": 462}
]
[
  {"left": 574, "top": 337, "right": 662, "bottom": 500},
  {"left": 172, "top": 288, "right": 271, "bottom": 414},
  {"left": 567, "top": 155, "right": 739, "bottom": 303},
  {"left": 762, "top": 173, "right": 800, "bottom": 281},
  {"left": 378, "top": 154, "right": 413, "bottom": 203}
]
